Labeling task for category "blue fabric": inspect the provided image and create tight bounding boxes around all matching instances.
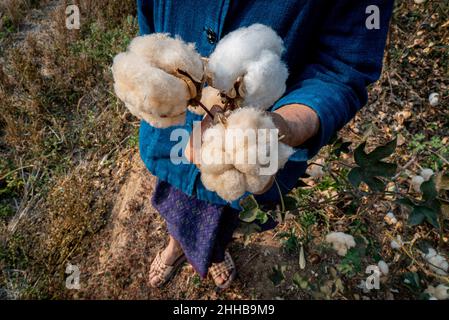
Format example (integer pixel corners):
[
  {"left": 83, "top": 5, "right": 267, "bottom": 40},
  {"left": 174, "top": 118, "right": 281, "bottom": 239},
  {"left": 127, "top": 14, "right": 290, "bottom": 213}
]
[{"left": 137, "top": 0, "right": 393, "bottom": 208}]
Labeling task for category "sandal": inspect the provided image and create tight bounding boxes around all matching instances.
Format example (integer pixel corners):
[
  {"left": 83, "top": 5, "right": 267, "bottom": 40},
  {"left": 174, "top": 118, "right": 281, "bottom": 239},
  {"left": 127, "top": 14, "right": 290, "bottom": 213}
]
[
  {"left": 209, "top": 250, "right": 237, "bottom": 290},
  {"left": 148, "top": 251, "right": 186, "bottom": 288}
]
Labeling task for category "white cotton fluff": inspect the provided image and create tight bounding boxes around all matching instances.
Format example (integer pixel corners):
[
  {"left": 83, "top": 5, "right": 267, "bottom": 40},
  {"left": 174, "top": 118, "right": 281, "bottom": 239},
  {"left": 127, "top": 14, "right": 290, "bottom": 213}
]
[
  {"left": 199, "top": 108, "right": 294, "bottom": 201},
  {"left": 325, "top": 232, "right": 356, "bottom": 256},
  {"left": 200, "top": 126, "right": 233, "bottom": 175},
  {"left": 378, "top": 260, "right": 389, "bottom": 275},
  {"left": 128, "top": 33, "right": 204, "bottom": 82},
  {"left": 384, "top": 212, "right": 398, "bottom": 225},
  {"left": 307, "top": 159, "right": 325, "bottom": 180},
  {"left": 189, "top": 86, "right": 225, "bottom": 115},
  {"left": 411, "top": 175, "right": 425, "bottom": 193},
  {"left": 425, "top": 284, "right": 449, "bottom": 300},
  {"left": 239, "top": 49, "right": 289, "bottom": 110},
  {"left": 420, "top": 168, "right": 434, "bottom": 182},
  {"left": 207, "top": 24, "right": 287, "bottom": 110},
  {"left": 201, "top": 169, "right": 246, "bottom": 202},
  {"left": 422, "top": 248, "right": 449, "bottom": 276},
  {"left": 428, "top": 93, "right": 440, "bottom": 107},
  {"left": 112, "top": 51, "right": 190, "bottom": 128},
  {"left": 390, "top": 235, "right": 403, "bottom": 250}
]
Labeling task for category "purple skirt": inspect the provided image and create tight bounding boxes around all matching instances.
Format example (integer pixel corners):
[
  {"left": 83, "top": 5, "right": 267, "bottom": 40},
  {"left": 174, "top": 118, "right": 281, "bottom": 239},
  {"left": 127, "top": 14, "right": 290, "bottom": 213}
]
[{"left": 151, "top": 180, "right": 240, "bottom": 278}]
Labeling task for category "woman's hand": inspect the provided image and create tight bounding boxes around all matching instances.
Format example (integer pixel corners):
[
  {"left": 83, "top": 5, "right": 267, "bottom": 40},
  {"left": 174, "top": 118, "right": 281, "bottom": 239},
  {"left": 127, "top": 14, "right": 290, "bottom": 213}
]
[
  {"left": 185, "top": 104, "right": 320, "bottom": 163},
  {"left": 270, "top": 104, "right": 320, "bottom": 147}
]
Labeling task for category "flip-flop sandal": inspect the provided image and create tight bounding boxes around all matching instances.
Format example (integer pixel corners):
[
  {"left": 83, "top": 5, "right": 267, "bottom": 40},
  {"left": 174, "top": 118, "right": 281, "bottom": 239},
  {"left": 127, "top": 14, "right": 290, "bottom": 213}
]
[
  {"left": 209, "top": 250, "right": 237, "bottom": 290},
  {"left": 148, "top": 251, "right": 186, "bottom": 288}
]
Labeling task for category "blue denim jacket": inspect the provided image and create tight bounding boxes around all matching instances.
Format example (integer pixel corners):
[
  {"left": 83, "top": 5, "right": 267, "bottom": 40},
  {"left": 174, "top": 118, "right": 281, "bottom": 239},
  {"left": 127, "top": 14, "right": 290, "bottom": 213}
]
[{"left": 136, "top": 0, "right": 393, "bottom": 209}]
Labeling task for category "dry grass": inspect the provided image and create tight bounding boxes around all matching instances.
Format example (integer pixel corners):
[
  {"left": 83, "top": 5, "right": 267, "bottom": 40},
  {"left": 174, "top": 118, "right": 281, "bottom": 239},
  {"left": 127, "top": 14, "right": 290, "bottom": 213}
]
[{"left": 0, "top": 0, "right": 138, "bottom": 298}]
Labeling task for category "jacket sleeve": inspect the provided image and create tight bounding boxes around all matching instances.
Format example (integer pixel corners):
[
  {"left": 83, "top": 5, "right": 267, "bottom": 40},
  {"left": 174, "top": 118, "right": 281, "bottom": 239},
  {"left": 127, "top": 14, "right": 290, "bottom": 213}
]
[
  {"left": 137, "top": 0, "right": 155, "bottom": 35},
  {"left": 271, "top": 0, "right": 394, "bottom": 159}
]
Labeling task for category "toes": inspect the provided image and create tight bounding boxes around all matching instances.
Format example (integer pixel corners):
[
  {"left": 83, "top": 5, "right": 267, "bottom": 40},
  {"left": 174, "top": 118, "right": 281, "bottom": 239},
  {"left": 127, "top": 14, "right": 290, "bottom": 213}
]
[{"left": 215, "top": 275, "right": 225, "bottom": 285}]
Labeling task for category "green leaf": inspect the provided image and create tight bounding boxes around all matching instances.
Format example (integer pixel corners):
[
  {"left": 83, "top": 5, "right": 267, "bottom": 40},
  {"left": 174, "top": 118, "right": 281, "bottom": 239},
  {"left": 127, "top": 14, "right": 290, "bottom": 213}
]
[
  {"left": 349, "top": 139, "right": 398, "bottom": 192},
  {"left": 411, "top": 206, "right": 439, "bottom": 228},
  {"left": 354, "top": 142, "right": 370, "bottom": 167},
  {"left": 268, "top": 265, "right": 285, "bottom": 286},
  {"left": 239, "top": 195, "right": 261, "bottom": 223},
  {"left": 397, "top": 198, "right": 415, "bottom": 208},
  {"left": 364, "top": 176, "right": 386, "bottom": 192},
  {"left": 348, "top": 167, "right": 363, "bottom": 188},
  {"left": 403, "top": 272, "right": 421, "bottom": 292},
  {"left": 239, "top": 195, "right": 259, "bottom": 211},
  {"left": 421, "top": 179, "right": 438, "bottom": 202},
  {"left": 367, "top": 138, "right": 397, "bottom": 161},
  {"left": 292, "top": 273, "right": 309, "bottom": 289},
  {"left": 239, "top": 208, "right": 259, "bottom": 223},
  {"left": 408, "top": 208, "right": 426, "bottom": 226},
  {"left": 256, "top": 209, "right": 269, "bottom": 224}
]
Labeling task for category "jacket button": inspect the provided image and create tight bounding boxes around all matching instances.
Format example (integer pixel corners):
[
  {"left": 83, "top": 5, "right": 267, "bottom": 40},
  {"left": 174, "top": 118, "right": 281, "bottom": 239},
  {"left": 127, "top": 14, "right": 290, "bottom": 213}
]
[{"left": 205, "top": 27, "right": 217, "bottom": 44}]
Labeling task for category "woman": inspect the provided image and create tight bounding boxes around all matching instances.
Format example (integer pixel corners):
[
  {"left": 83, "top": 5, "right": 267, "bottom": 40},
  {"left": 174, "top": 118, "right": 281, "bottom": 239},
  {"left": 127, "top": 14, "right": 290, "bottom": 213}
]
[{"left": 137, "top": 0, "right": 394, "bottom": 289}]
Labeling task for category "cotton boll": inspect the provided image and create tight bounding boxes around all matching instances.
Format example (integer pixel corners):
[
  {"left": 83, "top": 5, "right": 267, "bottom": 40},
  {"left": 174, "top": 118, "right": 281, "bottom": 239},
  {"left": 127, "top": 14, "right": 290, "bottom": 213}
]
[
  {"left": 411, "top": 175, "right": 425, "bottom": 193},
  {"left": 269, "top": 138, "right": 295, "bottom": 170},
  {"left": 423, "top": 248, "right": 449, "bottom": 276},
  {"left": 129, "top": 33, "right": 204, "bottom": 83},
  {"left": 224, "top": 108, "right": 267, "bottom": 155},
  {"left": 240, "top": 50, "right": 288, "bottom": 110},
  {"left": 390, "top": 235, "right": 403, "bottom": 250},
  {"left": 307, "top": 160, "right": 326, "bottom": 180},
  {"left": 428, "top": 93, "right": 439, "bottom": 107},
  {"left": 384, "top": 212, "right": 398, "bottom": 225},
  {"left": 377, "top": 260, "right": 389, "bottom": 275},
  {"left": 200, "top": 142, "right": 233, "bottom": 174},
  {"left": 207, "top": 24, "right": 284, "bottom": 93},
  {"left": 420, "top": 168, "right": 434, "bottom": 181},
  {"left": 325, "top": 232, "right": 356, "bottom": 256},
  {"left": 425, "top": 284, "right": 449, "bottom": 300},
  {"left": 201, "top": 169, "right": 247, "bottom": 202},
  {"left": 245, "top": 174, "right": 273, "bottom": 194},
  {"left": 112, "top": 52, "right": 190, "bottom": 128},
  {"left": 233, "top": 144, "right": 260, "bottom": 175}
]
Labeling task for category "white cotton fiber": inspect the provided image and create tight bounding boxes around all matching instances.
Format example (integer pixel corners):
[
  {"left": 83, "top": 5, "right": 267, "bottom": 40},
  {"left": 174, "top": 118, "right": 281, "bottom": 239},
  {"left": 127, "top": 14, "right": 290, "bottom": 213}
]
[
  {"left": 377, "top": 260, "right": 389, "bottom": 275},
  {"left": 425, "top": 284, "right": 449, "bottom": 300},
  {"left": 189, "top": 86, "right": 224, "bottom": 115},
  {"left": 129, "top": 33, "right": 204, "bottom": 82},
  {"left": 201, "top": 169, "right": 246, "bottom": 202},
  {"left": 390, "top": 235, "right": 403, "bottom": 249},
  {"left": 112, "top": 51, "right": 190, "bottom": 128},
  {"left": 420, "top": 168, "right": 434, "bottom": 182},
  {"left": 411, "top": 175, "right": 425, "bottom": 193},
  {"left": 240, "top": 49, "right": 289, "bottom": 110},
  {"left": 384, "top": 212, "right": 398, "bottom": 225},
  {"left": 200, "top": 142, "right": 233, "bottom": 175},
  {"left": 198, "top": 108, "right": 294, "bottom": 202},
  {"left": 325, "top": 232, "right": 356, "bottom": 256},
  {"left": 422, "top": 248, "right": 449, "bottom": 276},
  {"left": 245, "top": 173, "right": 272, "bottom": 194},
  {"left": 207, "top": 24, "right": 285, "bottom": 97}
]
